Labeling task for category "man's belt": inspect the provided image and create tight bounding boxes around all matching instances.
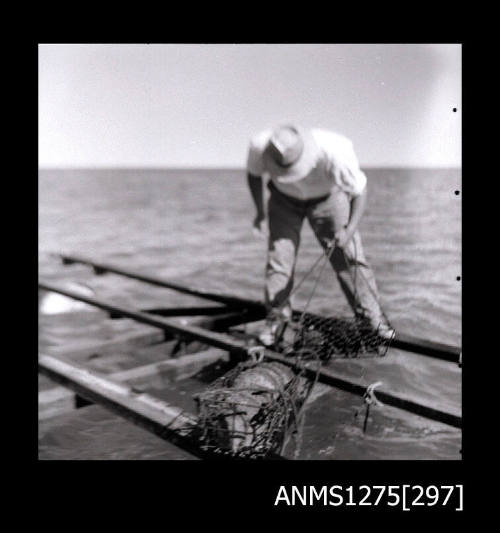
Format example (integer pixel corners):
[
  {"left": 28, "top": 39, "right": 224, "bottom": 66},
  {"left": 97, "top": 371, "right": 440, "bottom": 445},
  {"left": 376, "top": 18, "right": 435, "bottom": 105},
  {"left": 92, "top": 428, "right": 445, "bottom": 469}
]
[{"left": 268, "top": 181, "right": 331, "bottom": 207}]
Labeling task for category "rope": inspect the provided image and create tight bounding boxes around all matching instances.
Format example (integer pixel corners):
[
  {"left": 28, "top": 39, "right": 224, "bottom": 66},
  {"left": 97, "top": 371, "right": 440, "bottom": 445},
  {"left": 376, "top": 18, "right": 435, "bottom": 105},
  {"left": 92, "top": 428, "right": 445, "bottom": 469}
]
[
  {"left": 340, "top": 239, "right": 393, "bottom": 328},
  {"left": 194, "top": 231, "right": 394, "bottom": 458},
  {"left": 354, "top": 381, "right": 384, "bottom": 433},
  {"left": 294, "top": 241, "right": 336, "bottom": 356},
  {"left": 274, "top": 232, "right": 392, "bottom": 333},
  {"left": 272, "top": 242, "right": 336, "bottom": 457},
  {"left": 271, "top": 243, "right": 334, "bottom": 317},
  {"left": 273, "top": 235, "right": 394, "bottom": 447}
]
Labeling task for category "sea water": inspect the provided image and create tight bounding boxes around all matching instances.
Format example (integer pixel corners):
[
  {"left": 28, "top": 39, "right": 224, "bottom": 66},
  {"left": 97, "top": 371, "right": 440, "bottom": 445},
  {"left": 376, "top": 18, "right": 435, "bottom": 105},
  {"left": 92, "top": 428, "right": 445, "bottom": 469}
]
[{"left": 38, "top": 167, "right": 461, "bottom": 459}]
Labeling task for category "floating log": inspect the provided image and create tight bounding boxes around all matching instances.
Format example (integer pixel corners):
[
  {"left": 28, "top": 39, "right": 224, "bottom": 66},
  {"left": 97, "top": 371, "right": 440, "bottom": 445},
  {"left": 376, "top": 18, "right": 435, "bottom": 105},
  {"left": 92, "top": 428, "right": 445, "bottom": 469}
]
[
  {"left": 38, "top": 280, "right": 461, "bottom": 429},
  {"left": 195, "top": 361, "right": 307, "bottom": 457}
]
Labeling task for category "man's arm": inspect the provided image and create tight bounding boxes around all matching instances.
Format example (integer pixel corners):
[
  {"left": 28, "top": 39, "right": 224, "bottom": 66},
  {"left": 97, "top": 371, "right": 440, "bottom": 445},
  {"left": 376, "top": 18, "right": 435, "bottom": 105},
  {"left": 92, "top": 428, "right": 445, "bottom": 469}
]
[
  {"left": 247, "top": 173, "right": 267, "bottom": 235},
  {"left": 334, "top": 186, "right": 368, "bottom": 248}
]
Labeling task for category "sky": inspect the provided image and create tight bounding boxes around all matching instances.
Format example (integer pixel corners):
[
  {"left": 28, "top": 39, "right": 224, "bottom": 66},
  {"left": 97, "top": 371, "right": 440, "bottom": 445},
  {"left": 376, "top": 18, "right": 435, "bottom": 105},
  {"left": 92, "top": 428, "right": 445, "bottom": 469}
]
[{"left": 38, "top": 43, "right": 461, "bottom": 168}]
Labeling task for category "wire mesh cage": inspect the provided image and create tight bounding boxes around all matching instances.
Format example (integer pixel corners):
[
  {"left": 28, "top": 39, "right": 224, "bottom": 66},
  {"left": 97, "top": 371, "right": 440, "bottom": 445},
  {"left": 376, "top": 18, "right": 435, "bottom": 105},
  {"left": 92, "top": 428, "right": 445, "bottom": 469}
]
[
  {"left": 277, "top": 312, "right": 393, "bottom": 360},
  {"left": 192, "top": 361, "right": 311, "bottom": 459}
]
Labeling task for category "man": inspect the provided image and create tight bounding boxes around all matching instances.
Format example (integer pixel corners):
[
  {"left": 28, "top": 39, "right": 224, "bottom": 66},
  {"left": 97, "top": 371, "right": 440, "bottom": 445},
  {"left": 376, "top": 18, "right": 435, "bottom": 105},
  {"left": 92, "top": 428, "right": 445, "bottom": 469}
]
[{"left": 246, "top": 124, "right": 394, "bottom": 346}]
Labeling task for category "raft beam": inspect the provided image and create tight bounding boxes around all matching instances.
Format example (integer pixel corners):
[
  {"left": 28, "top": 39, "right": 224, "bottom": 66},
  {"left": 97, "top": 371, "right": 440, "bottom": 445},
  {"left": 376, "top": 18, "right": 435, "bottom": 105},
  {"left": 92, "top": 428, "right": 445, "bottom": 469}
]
[
  {"left": 39, "top": 352, "right": 285, "bottom": 460},
  {"left": 56, "top": 253, "right": 461, "bottom": 363},
  {"left": 57, "top": 253, "right": 265, "bottom": 311},
  {"left": 39, "top": 348, "right": 229, "bottom": 420},
  {"left": 39, "top": 352, "right": 203, "bottom": 458},
  {"left": 39, "top": 280, "right": 462, "bottom": 429}
]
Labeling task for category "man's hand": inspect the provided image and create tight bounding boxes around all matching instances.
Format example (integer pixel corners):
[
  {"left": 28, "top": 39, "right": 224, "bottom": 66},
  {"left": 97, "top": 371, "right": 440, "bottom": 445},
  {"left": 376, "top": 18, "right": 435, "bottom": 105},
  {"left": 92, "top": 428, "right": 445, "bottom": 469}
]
[
  {"left": 252, "top": 213, "right": 267, "bottom": 238},
  {"left": 334, "top": 226, "right": 354, "bottom": 248},
  {"left": 248, "top": 173, "right": 266, "bottom": 238},
  {"left": 336, "top": 188, "right": 367, "bottom": 248}
]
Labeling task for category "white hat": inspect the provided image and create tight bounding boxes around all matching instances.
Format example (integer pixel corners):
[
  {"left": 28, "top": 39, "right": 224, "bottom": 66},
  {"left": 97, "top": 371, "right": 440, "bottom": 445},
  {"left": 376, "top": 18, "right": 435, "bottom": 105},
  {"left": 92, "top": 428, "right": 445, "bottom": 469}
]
[{"left": 263, "top": 125, "right": 320, "bottom": 183}]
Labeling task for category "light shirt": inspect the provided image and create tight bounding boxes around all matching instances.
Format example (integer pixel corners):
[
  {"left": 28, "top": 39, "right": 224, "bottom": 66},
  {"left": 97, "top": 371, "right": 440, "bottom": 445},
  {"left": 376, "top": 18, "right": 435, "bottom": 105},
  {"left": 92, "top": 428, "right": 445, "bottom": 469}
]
[{"left": 246, "top": 128, "right": 367, "bottom": 200}]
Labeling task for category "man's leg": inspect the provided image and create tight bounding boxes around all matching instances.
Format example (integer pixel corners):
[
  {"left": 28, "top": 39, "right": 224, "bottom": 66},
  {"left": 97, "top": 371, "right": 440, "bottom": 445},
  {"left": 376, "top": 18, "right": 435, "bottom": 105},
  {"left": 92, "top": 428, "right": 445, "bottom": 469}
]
[
  {"left": 260, "top": 191, "right": 304, "bottom": 345},
  {"left": 336, "top": 232, "right": 391, "bottom": 330},
  {"left": 307, "top": 192, "right": 392, "bottom": 334}
]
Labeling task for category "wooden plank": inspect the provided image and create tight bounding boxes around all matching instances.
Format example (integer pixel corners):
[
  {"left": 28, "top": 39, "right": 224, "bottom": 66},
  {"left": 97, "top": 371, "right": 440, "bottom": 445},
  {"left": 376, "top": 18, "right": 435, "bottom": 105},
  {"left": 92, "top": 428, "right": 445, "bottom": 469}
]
[
  {"left": 38, "top": 328, "right": 167, "bottom": 393},
  {"left": 58, "top": 253, "right": 264, "bottom": 310},
  {"left": 391, "top": 332, "right": 461, "bottom": 362},
  {"left": 137, "top": 305, "right": 234, "bottom": 316},
  {"left": 111, "top": 348, "right": 228, "bottom": 384},
  {"left": 38, "top": 386, "right": 75, "bottom": 420},
  {"left": 46, "top": 329, "right": 166, "bottom": 359},
  {"left": 39, "top": 280, "right": 252, "bottom": 353},
  {"left": 265, "top": 355, "right": 459, "bottom": 429},
  {"left": 108, "top": 308, "right": 262, "bottom": 333},
  {"left": 298, "top": 359, "right": 461, "bottom": 427},
  {"left": 39, "top": 348, "right": 229, "bottom": 420},
  {"left": 169, "top": 309, "right": 264, "bottom": 332},
  {"left": 39, "top": 280, "right": 461, "bottom": 429},
  {"left": 39, "top": 353, "right": 202, "bottom": 458},
  {"left": 57, "top": 253, "right": 460, "bottom": 362}
]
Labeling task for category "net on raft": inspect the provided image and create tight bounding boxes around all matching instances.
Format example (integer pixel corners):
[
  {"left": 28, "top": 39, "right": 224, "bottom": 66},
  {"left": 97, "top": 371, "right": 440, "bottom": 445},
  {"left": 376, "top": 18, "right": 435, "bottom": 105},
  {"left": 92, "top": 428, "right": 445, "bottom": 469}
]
[
  {"left": 273, "top": 239, "right": 395, "bottom": 361},
  {"left": 276, "top": 311, "right": 393, "bottom": 360},
  {"left": 191, "top": 243, "right": 394, "bottom": 458}
]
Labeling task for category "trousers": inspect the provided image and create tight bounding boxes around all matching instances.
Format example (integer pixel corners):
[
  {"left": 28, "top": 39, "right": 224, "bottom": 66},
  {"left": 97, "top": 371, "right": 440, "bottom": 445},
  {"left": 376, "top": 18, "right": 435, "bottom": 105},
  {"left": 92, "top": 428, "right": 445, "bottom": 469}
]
[{"left": 265, "top": 182, "right": 387, "bottom": 327}]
